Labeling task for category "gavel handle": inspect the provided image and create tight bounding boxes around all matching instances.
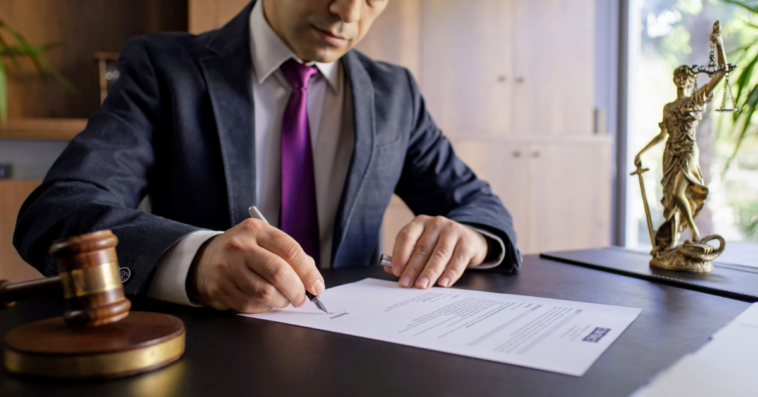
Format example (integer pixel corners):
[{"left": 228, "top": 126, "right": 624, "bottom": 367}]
[{"left": 0, "top": 277, "right": 63, "bottom": 309}]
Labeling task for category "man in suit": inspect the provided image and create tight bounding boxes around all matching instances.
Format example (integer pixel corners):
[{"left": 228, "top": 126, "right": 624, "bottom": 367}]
[{"left": 14, "top": 0, "right": 519, "bottom": 313}]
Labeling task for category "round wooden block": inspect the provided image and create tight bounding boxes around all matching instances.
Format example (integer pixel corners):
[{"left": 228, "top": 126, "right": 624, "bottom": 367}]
[{"left": 3, "top": 312, "right": 185, "bottom": 380}]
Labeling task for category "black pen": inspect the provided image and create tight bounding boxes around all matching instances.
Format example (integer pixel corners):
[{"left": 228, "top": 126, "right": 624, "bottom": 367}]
[
  {"left": 380, "top": 253, "right": 392, "bottom": 268},
  {"left": 247, "top": 206, "right": 329, "bottom": 314}
]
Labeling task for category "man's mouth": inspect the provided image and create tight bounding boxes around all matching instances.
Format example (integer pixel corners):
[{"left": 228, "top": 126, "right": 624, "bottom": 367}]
[{"left": 313, "top": 26, "right": 348, "bottom": 47}]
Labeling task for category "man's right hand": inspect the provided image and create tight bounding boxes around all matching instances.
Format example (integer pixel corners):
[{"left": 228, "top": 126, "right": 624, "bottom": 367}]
[{"left": 186, "top": 219, "right": 325, "bottom": 313}]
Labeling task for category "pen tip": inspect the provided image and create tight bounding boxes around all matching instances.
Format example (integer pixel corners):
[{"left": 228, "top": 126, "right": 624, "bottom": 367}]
[{"left": 313, "top": 298, "right": 329, "bottom": 314}]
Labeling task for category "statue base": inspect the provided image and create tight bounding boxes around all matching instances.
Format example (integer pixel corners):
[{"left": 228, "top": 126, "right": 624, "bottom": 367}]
[
  {"left": 649, "top": 235, "right": 726, "bottom": 273},
  {"left": 650, "top": 249, "right": 713, "bottom": 272}
]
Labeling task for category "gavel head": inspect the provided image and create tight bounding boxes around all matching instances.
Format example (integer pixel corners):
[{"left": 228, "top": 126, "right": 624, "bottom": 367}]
[{"left": 49, "top": 230, "right": 131, "bottom": 327}]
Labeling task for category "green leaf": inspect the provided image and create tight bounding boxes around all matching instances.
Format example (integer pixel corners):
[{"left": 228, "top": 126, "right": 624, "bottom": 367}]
[
  {"left": 724, "top": 0, "right": 758, "bottom": 15},
  {"left": 723, "top": 83, "right": 758, "bottom": 175},
  {"left": 735, "top": 18, "right": 758, "bottom": 32},
  {"left": 0, "top": 20, "right": 72, "bottom": 92},
  {"left": 732, "top": 53, "right": 758, "bottom": 121},
  {"left": 0, "top": 20, "right": 35, "bottom": 48},
  {"left": 0, "top": 43, "right": 60, "bottom": 57},
  {"left": 37, "top": 56, "right": 75, "bottom": 93},
  {"left": 729, "top": 43, "right": 753, "bottom": 58},
  {"left": 0, "top": 34, "right": 21, "bottom": 70}
]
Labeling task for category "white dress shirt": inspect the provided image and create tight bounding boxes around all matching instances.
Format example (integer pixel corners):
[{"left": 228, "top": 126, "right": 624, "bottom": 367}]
[{"left": 147, "top": 1, "right": 504, "bottom": 306}]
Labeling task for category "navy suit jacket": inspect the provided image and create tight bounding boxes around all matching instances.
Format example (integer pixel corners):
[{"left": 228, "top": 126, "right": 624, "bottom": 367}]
[{"left": 14, "top": 1, "right": 519, "bottom": 295}]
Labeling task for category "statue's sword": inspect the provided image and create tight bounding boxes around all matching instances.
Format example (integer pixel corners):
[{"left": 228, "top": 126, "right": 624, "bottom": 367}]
[{"left": 630, "top": 165, "right": 655, "bottom": 246}]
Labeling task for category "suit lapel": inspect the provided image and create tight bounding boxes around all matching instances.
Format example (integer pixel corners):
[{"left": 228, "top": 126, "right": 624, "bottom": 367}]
[
  {"left": 199, "top": 3, "right": 376, "bottom": 261},
  {"left": 331, "top": 51, "right": 376, "bottom": 267},
  {"left": 200, "top": 1, "right": 256, "bottom": 227}
]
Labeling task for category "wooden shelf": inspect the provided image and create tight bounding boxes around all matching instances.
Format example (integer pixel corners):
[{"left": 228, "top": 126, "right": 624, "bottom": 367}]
[{"left": 0, "top": 118, "right": 87, "bottom": 140}]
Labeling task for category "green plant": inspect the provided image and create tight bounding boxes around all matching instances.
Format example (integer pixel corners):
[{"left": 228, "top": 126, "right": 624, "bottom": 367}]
[
  {"left": 722, "top": 1, "right": 758, "bottom": 174},
  {"left": 0, "top": 19, "right": 74, "bottom": 126},
  {"left": 731, "top": 199, "right": 758, "bottom": 242}
]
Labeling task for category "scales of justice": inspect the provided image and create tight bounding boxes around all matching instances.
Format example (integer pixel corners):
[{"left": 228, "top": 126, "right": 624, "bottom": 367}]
[{"left": 632, "top": 21, "right": 736, "bottom": 273}]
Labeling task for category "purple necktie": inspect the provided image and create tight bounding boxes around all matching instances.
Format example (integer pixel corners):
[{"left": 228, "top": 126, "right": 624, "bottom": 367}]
[{"left": 279, "top": 59, "right": 320, "bottom": 266}]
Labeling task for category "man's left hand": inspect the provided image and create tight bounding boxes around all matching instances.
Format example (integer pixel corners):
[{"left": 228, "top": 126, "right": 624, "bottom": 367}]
[{"left": 385, "top": 215, "right": 487, "bottom": 289}]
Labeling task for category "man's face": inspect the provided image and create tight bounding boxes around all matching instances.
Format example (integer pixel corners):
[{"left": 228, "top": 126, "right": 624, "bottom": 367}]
[{"left": 263, "top": 0, "right": 389, "bottom": 63}]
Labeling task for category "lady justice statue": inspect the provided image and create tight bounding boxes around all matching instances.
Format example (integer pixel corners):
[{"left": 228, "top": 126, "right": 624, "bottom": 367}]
[{"left": 632, "top": 21, "right": 733, "bottom": 273}]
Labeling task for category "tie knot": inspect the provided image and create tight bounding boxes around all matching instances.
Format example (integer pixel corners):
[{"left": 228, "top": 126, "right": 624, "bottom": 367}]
[{"left": 280, "top": 58, "right": 319, "bottom": 90}]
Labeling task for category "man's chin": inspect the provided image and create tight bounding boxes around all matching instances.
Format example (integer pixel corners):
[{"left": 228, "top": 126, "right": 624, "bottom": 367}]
[{"left": 297, "top": 40, "right": 350, "bottom": 63}]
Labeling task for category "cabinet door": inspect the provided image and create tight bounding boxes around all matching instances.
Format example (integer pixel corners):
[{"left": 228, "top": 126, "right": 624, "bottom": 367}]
[
  {"left": 527, "top": 140, "right": 611, "bottom": 253},
  {"left": 188, "top": 0, "right": 250, "bottom": 34},
  {"left": 354, "top": 0, "right": 421, "bottom": 78},
  {"left": 0, "top": 180, "right": 44, "bottom": 282},
  {"left": 512, "top": 0, "right": 595, "bottom": 137},
  {"left": 420, "top": 0, "right": 514, "bottom": 135},
  {"left": 449, "top": 138, "right": 530, "bottom": 252}
]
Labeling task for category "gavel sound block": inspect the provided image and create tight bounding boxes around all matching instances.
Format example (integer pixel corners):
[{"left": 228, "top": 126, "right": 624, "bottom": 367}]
[{"left": 0, "top": 230, "right": 185, "bottom": 380}]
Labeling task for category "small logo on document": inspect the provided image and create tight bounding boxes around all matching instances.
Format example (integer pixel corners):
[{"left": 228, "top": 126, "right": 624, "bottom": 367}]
[{"left": 582, "top": 327, "right": 611, "bottom": 343}]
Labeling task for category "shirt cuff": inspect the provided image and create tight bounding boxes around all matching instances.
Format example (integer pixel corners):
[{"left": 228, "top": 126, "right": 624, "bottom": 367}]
[
  {"left": 465, "top": 226, "right": 506, "bottom": 270},
  {"left": 147, "top": 230, "right": 222, "bottom": 306}
]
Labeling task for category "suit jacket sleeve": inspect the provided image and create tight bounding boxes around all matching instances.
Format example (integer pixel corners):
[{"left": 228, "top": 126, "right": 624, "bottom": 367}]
[
  {"left": 13, "top": 37, "right": 201, "bottom": 295},
  {"left": 394, "top": 70, "right": 521, "bottom": 272}
]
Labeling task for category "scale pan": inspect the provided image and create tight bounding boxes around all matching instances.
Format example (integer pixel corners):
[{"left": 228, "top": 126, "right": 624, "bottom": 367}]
[{"left": 716, "top": 108, "right": 738, "bottom": 113}]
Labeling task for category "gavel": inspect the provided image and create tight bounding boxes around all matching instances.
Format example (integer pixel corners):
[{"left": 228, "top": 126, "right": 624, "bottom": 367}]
[
  {"left": 0, "top": 230, "right": 130, "bottom": 327},
  {"left": 1, "top": 229, "right": 185, "bottom": 380}
]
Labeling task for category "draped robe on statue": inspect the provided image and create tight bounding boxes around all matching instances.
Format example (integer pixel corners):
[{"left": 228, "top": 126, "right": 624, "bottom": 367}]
[{"left": 653, "top": 88, "right": 711, "bottom": 252}]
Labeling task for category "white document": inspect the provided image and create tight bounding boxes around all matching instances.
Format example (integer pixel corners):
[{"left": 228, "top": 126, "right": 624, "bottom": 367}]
[
  {"left": 632, "top": 303, "right": 758, "bottom": 397},
  {"left": 241, "top": 278, "right": 641, "bottom": 376}
]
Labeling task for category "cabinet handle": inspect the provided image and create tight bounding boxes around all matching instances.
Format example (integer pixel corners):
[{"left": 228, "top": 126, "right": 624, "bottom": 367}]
[
  {"left": 516, "top": 77, "right": 525, "bottom": 83},
  {"left": 532, "top": 151, "right": 540, "bottom": 158},
  {"left": 513, "top": 151, "right": 522, "bottom": 158},
  {"left": 497, "top": 75, "right": 507, "bottom": 83}
]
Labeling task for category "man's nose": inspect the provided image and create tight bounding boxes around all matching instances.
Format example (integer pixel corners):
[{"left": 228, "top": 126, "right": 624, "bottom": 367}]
[{"left": 329, "top": 0, "right": 361, "bottom": 23}]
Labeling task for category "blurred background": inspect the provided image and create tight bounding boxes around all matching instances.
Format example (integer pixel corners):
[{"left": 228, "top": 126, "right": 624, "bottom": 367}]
[
  {"left": 1, "top": 0, "right": 756, "bottom": 282},
  {"left": 626, "top": 0, "right": 758, "bottom": 250}
]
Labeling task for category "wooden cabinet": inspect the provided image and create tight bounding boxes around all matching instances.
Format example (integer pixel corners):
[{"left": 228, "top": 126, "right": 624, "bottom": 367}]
[
  {"left": 524, "top": 139, "right": 611, "bottom": 252},
  {"left": 376, "top": 0, "right": 607, "bottom": 257},
  {"left": 418, "top": 0, "right": 594, "bottom": 137},
  {"left": 382, "top": 137, "right": 611, "bottom": 255},
  {"left": 0, "top": 180, "right": 44, "bottom": 282},
  {"left": 187, "top": 1, "right": 612, "bottom": 256},
  {"left": 449, "top": 139, "right": 529, "bottom": 245},
  {"left": 512, "top": 0, "right": 595, "bottom": 136},
  {"left": 354, "top": 0, "right": 422, "bottom": 78},
  {"left": 419, "top": 0, "right": 514, "bottom": 135},
  {"left": 188, "top": 0, "right": 249, "bottom": 34}
]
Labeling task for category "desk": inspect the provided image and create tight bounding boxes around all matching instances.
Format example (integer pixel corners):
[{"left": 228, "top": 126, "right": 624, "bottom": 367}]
[{"left": 0, "top": 254, "right": 750, "bottom": 397}]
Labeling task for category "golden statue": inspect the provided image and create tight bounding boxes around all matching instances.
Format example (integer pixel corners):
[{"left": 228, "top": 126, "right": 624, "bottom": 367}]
[{"left": 632, "top": 21, "right": 734, "bottom": 273}]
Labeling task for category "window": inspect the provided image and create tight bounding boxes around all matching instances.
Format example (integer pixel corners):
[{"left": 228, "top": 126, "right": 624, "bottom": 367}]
[{"left": 625, "top": 0, "right": 758, "bottom": 248}]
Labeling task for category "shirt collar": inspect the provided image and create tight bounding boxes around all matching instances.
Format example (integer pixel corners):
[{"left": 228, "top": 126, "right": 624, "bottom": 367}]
[{"left": 249, "top": 1, "right": 338, "bottom": 92}]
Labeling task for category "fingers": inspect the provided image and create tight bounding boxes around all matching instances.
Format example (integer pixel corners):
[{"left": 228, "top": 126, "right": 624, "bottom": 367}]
[
  {"left": 233, "top": 265, "right": 291, "bottom": 309},
  {"left": 254, "top": 221, "right": 325, "bottom": 296},
  {"left": 194, "top": 218, "right": 326, "bottom": 313},
  {"left": 200, "top": 278, "right": 272, "bottom": 314},
  {"left": 399, "top": 217, "right": 443, "bottom": 288},
  {"left": 225, "top": 285, "right": 273, "bottom": 314},
  {"left": 415, "top": 232, "right": 457, "bottom": 289},
  {"left": 437, "top": 243, "right": 473, "bottom": 288},
  {"left": 391, "top": 217, "right": 426, "bottom": 277},
  {"left": 389, "top": 216, "right": 490, "bottom": 290},
  {"left": 245, "top": 247, "right": 308, "bottom": 308}
]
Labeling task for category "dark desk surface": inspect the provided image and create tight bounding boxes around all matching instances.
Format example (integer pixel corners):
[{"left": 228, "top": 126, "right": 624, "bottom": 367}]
[{"left": 0, "top": 254, "right": 751, "bottom": 397}]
